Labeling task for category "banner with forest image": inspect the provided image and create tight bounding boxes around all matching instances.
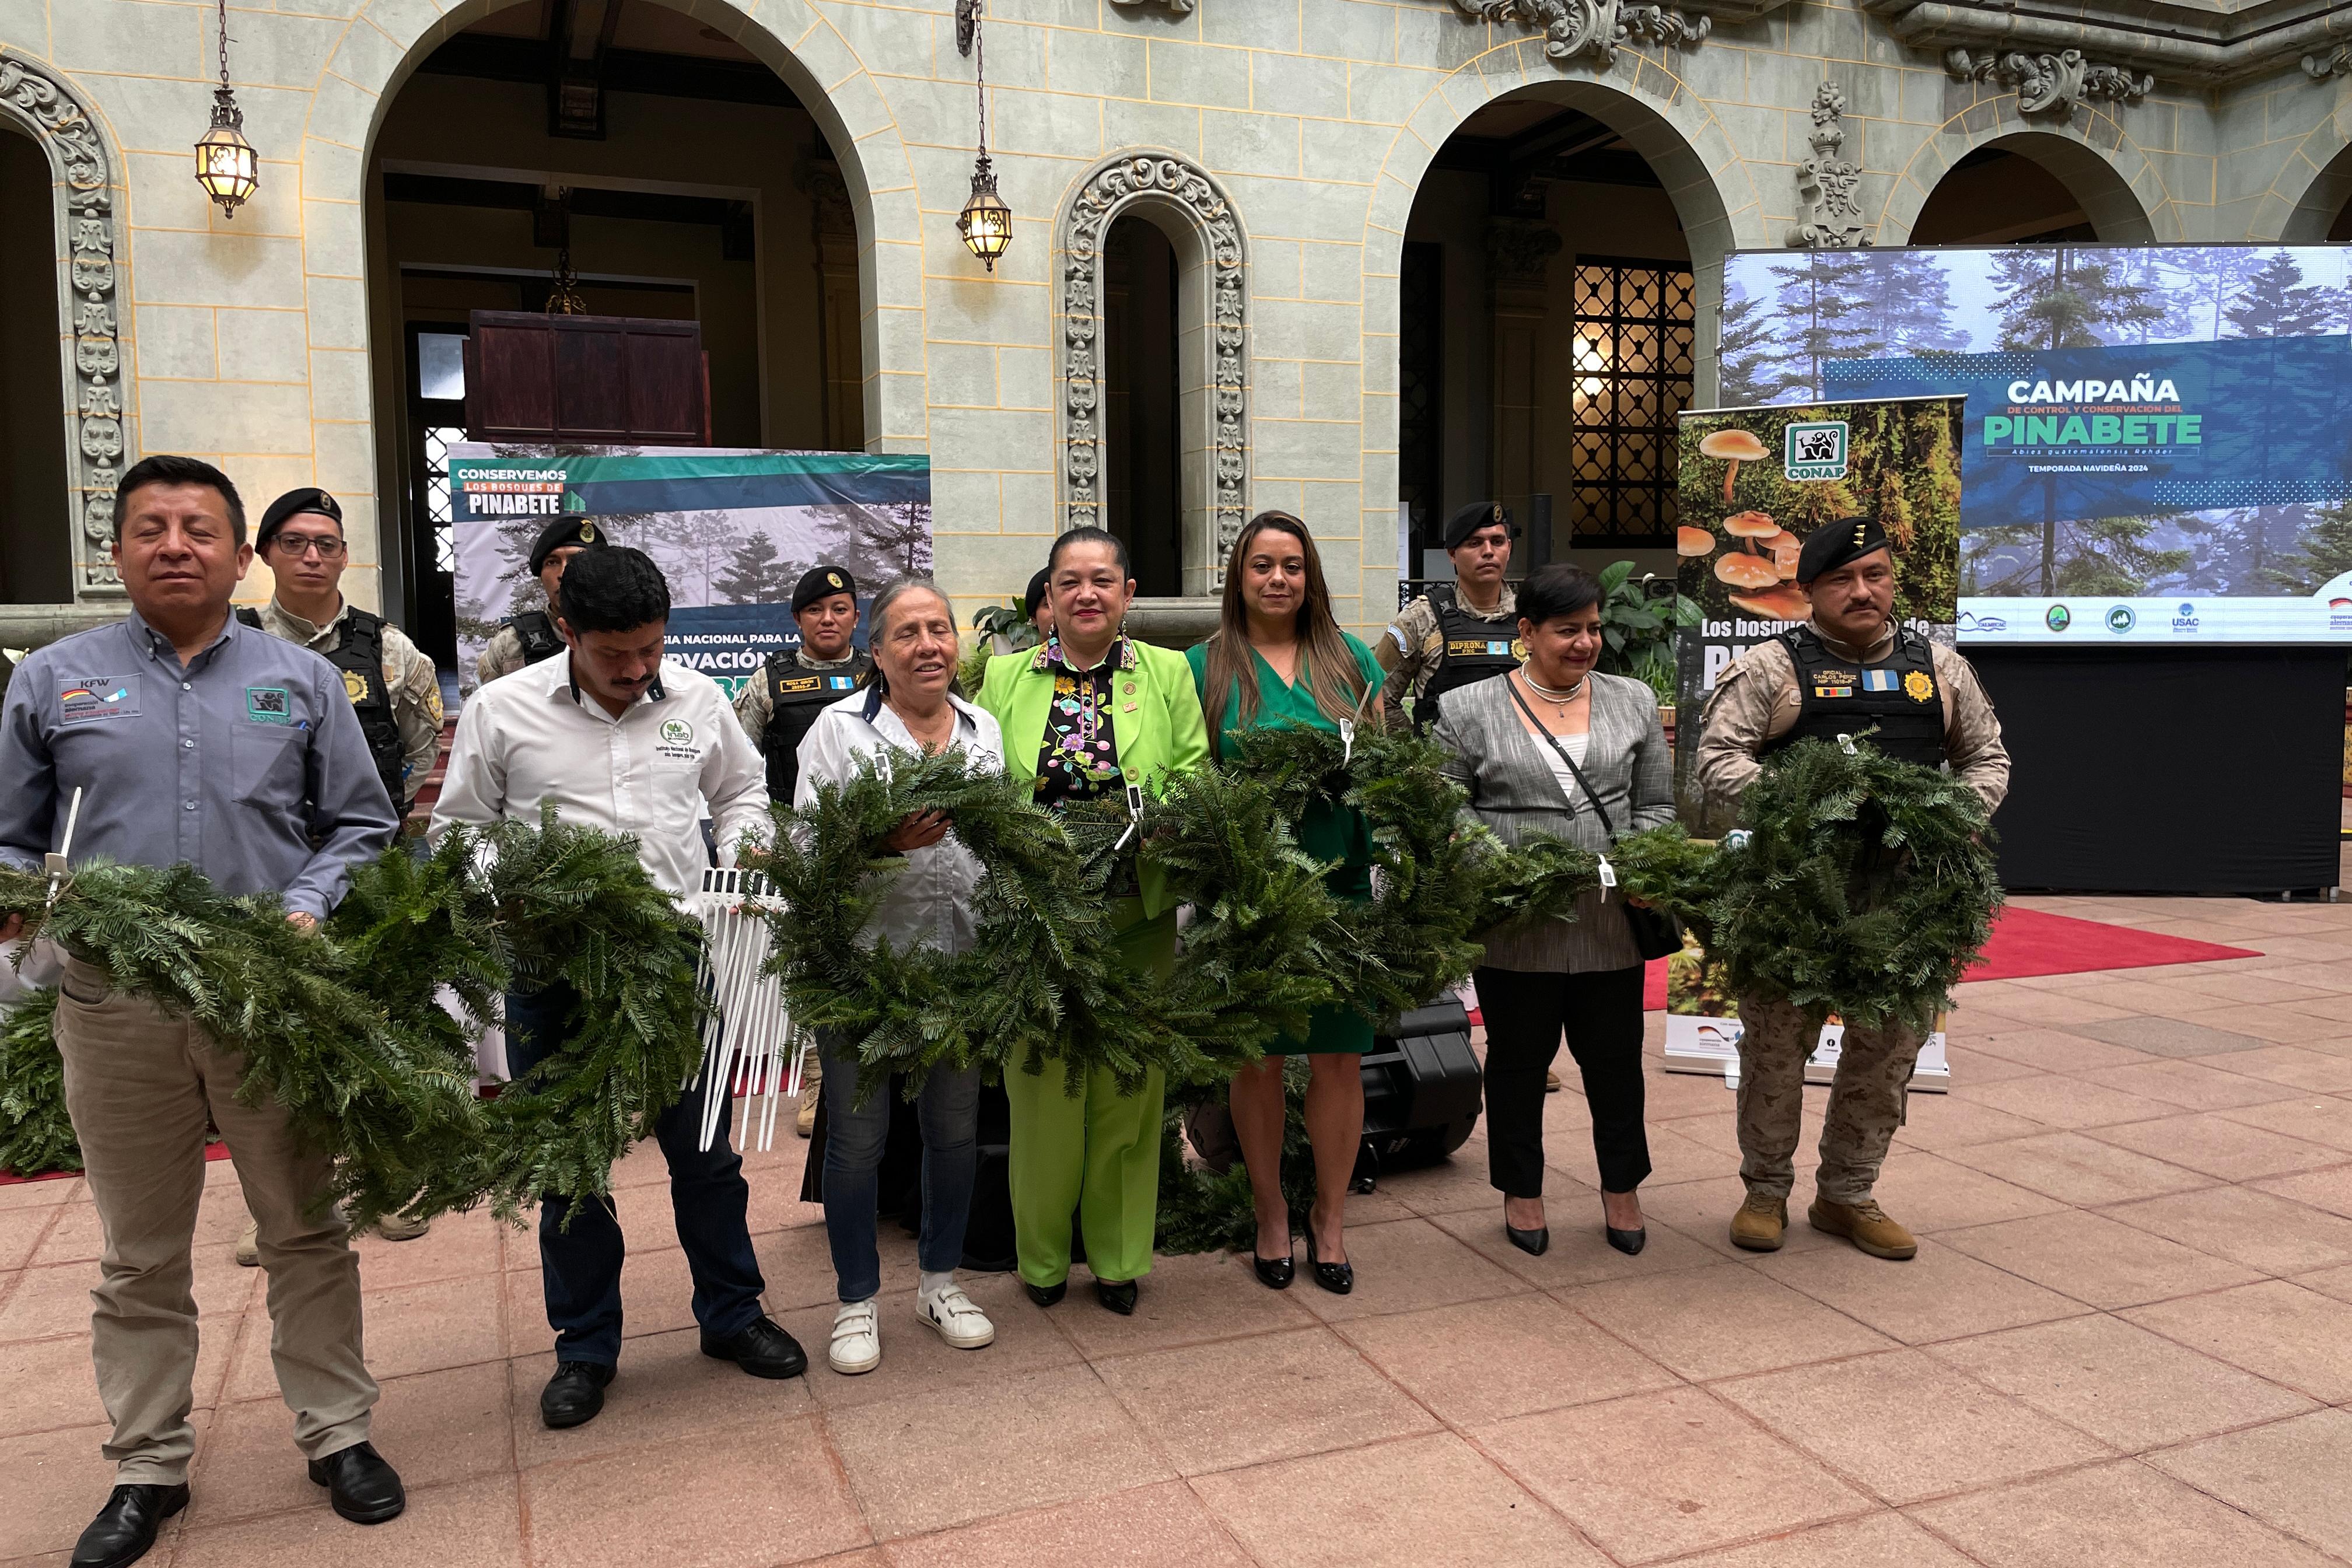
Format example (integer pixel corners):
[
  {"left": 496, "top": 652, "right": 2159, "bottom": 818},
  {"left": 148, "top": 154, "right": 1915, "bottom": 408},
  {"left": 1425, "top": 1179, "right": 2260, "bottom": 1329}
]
[
  {"left": 1723, "top": 246, "right": 2352, "bottom": 643},
  {"left": 447, "top": 446, "right": 932, "bottom": 698}
]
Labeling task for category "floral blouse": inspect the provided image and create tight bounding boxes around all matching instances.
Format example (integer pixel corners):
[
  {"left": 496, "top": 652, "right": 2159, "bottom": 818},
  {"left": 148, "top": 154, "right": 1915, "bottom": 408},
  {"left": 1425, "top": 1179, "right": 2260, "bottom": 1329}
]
[{"left": 1029, "top": 634, "right": 1136, "bottom": 808}]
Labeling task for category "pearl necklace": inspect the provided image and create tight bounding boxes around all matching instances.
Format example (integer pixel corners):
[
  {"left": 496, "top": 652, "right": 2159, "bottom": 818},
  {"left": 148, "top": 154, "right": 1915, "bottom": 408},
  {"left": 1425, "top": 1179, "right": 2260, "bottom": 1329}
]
[{"left": 1520, "top": 670, "right": 1588, "bottom": 710}]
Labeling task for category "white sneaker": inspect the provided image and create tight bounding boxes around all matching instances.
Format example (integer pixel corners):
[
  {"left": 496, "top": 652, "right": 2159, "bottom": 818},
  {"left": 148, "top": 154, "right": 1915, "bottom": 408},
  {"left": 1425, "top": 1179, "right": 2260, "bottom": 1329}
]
[
  {"left": 829, "top": 1299, "right": 881, "bottom": 1375},
  {"left": 915, "top": 1281, "right": 996, "bottom": 1350}
]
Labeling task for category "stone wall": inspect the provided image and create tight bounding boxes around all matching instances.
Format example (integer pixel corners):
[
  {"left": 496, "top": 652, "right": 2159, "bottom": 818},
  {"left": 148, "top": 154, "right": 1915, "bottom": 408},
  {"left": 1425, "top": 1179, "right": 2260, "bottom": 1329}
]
[{"left": 2, "top": 0, "right": 2348, "bottom": 645}]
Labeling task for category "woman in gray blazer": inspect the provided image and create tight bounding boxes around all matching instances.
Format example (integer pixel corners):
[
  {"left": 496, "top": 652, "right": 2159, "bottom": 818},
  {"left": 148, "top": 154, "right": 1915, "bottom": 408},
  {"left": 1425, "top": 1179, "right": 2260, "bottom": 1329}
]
[{"left": 1431, "top": 564, "right": 1675, "bottom": 1258}]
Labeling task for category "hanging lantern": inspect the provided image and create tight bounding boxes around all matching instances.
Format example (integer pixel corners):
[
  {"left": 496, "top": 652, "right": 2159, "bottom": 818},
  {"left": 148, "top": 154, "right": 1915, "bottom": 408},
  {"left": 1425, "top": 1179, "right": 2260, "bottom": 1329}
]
[
  {"left": 958, "top": 156, "right": 1012, "bottom": 271},
  {"left": 956, "top": 0, "right": 1013, "bottom": 271},
  {"left": 195, "top": 1, "right": 258, "bottom": 218}
]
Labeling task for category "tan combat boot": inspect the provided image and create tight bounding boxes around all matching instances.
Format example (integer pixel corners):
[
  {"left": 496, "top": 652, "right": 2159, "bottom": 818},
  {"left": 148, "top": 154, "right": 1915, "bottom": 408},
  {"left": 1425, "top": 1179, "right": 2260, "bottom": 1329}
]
[
  {"left": 1729, "top": 1192, "right": 1787, "bottom": 1252},
  {"left": 1808, "top": 1197, "right": 1917, "bottom": 1261},
  {"left": 374, "top": 1212, "right": 432, "bottom": 1242},
  {"left": 795, "top": 1051, "right": 823, "bottom": 1139},
  {"left": 235, "top": 1214, "right": 260, "bottom": 1267}
]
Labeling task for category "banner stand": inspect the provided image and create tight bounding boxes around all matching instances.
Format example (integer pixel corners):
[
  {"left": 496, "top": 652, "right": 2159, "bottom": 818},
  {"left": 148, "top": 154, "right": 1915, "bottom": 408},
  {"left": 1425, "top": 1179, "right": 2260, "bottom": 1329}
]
[{"left": 1661, "top": 1012, "right": 1952, "bottom": 1093}]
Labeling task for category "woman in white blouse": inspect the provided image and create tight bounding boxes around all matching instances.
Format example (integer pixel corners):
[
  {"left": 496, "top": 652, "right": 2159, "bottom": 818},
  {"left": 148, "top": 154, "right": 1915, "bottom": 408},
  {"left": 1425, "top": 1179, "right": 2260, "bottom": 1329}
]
[{"left": 792, "top": 579, "right": 1004, "bottom": 1376}]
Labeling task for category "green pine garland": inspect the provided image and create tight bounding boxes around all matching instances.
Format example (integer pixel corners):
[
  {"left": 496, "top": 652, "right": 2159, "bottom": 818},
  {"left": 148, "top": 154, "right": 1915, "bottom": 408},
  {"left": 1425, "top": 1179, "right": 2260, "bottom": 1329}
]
[
  {"left": 0, "top": 811, "right": 712, "bottom": 1226},
  {"left": 1154, "top": 1064, "right": 1317, "bottom": 1256},
  {"left": 0, "top": 988, "right": 75, "bottom": 1177},
  {"left": 1614, "top": 736, "right": 2001, "bottom": 1031}
]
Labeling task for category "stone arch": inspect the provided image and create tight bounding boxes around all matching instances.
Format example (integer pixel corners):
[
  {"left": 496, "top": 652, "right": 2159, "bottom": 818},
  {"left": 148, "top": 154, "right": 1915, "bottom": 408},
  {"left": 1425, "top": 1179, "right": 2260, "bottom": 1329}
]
[
  {"left": 304, "top": 0, "right": 925, "bottom": 457},
  {"left": 0, "top": 52, "right": 130, "bottom": 598},
  {"left": 1881, "top": 117, "right": 2163, "bottom": 246},
  {"left": 1055, "top": 151, "right": 1249, "bottom": 590},
  {"left": 2273, "top": 100, "right": 2352, "bottom": 242}
]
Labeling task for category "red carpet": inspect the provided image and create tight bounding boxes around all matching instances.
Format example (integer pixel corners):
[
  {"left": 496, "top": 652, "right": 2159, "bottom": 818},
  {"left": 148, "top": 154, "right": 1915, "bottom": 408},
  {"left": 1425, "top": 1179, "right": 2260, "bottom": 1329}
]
[
  {"left": 1637, "top": 906, "right": 2263, "bottom": 1011},
  {"left": 0, "top": 1139, "right": 232, "bottom": 1187}
]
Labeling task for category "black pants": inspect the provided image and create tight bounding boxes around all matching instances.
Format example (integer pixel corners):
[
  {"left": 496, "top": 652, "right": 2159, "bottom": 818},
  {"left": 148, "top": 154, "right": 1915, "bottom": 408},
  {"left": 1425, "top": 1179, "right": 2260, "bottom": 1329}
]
[{"left": 1475, "top": 965, "right": 1651, "bottom": 1199}]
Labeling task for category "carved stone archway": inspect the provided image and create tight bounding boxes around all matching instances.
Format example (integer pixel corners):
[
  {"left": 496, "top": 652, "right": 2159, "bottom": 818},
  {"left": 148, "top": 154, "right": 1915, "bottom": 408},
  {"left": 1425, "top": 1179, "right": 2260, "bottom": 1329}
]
[
  {"left": 0, "top": 53, "right": 128, "bottom": 597},
  {"left": 1058, "top": 152, "right": 1247, "bottom": 590}
]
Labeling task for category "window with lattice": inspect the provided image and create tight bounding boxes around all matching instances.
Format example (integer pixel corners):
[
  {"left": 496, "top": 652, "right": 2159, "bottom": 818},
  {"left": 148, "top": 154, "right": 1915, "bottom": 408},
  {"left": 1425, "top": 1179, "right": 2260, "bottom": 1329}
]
[
  {"left": 1568, "top": 257, "right": 1693, "bottom": 544},
  {"left": 422, "top": 425, "right": 466, "bottom": 574}
]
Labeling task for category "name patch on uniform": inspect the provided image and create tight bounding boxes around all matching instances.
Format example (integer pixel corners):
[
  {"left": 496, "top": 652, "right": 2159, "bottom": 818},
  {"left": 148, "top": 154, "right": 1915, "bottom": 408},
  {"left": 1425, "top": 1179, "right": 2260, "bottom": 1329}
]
[
  {"left": 57, "top": 676, "right": 138, "bottom": 723},
  {"left": 778, "top": 675, "right": 821, "bottom": 695},
  {"left": 1814, "top": 669, "right": 1860, "bottom": 687},
  {"left": 245, "top": 687, "right": 292, "bottom": 724},
  {"left": 1859, "top": 670, "right": 1900, "bottom": 692},
  {"left": 1447, "top": 639, "right": 1518, "bottom": 659}
]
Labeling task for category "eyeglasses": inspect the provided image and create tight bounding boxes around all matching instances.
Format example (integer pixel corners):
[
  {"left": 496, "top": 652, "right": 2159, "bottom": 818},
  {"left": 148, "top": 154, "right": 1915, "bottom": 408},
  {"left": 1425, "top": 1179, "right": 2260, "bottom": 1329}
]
[{"left": 271, "top": 534, "right": 345, "bottom": 559}]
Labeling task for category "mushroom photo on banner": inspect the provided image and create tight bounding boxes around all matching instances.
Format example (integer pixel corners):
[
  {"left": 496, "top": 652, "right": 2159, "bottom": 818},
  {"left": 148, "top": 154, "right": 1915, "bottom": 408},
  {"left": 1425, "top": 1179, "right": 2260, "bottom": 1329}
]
[
  {"left": 1698, "top": 428, "right": 1767, "bottom": 502},
  {"left": 1676, "top": 526, "right": 1715, "bottom": 558}
]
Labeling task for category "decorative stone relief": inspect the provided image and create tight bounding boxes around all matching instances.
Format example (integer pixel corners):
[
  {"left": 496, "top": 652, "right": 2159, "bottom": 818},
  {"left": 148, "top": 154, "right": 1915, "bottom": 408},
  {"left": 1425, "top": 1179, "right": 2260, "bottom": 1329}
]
[
  {"left": 1944, "top": 47, "right": 2152, "bottom": 117},
  {"left": 1059, "top": 153, "right": 1247, "bottom": 574},
  {"left": 1787, "top": 81, "right": 1870, "bottom": 249},
  {"left": 1486, "top": 218, "right": 1565, "bottom": 286},
  {"left": 0, "top": 53, "right": 128, "bottom": 594},
  {"left": 1448, "top": 0, "right": 1710, "bottom": 70},
  {"left": 2302, "top": 44, "right": 2351, "bottom": 80}
]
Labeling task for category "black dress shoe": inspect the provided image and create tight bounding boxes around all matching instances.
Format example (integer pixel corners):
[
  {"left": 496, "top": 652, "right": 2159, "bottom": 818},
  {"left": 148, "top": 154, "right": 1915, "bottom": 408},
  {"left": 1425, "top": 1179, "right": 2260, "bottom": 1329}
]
[
  {"left": 1304, "top": 1231, "right": 1353, "bottom": 1295},
  {"left": 306, "top": 1441, "right": 405, "bottom": 1525},
  {"left": 1506, "top": 1224, "right": 1550, "bottom": 1256},
  {"left": 701, "top": 1315, "right": 808, "bottom": 1379},
  {"left": 1252, "top": 1251, "right": 1295, "bottom": 1290},
  {"left": 1094, "top": 1278, "right": 1138, "bottom": 1315},
  {"left": 1025, "top": 1279, "right": 1066, "bottom": 1308},
  {"left": 540, "top": 1360, "right": 615, "bottom": 1429},
  {"left": 1605, "top": 1226, "right": 1647, "bottom": 1255},
  {"left": 71, "top": 1483, "right": 187, "bottom": 1568}
]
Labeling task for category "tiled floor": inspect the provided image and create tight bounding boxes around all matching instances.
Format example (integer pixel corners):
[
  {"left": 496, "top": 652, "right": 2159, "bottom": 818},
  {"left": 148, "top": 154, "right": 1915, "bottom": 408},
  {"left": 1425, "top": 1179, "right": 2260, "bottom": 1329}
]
[{"left": 5, "top": 888, "right": 2352, "bottom": 1566}]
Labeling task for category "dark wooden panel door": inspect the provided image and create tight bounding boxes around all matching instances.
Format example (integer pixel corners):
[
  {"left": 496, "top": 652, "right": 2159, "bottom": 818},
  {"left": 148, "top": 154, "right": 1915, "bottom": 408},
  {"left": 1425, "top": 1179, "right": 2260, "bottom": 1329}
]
[{"left": 464, "top": 311, "right": 706, "bottom": 446}]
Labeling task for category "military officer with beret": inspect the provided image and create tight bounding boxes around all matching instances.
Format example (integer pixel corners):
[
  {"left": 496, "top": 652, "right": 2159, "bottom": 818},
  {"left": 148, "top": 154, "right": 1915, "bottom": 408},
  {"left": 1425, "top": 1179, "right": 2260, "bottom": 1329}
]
[
  {"left": 1697, "top": 515, "right": 2009, "bottom": 1263},
  {"left": 1377, "top": 501, "right": 1524, "bottom": 730},
  {"left": 733, "top": 564, "right": 870, "bottom": 1136},
  {"left": 235, "top": 487, "right": 445, "bottom": 1259},
  {"left": 474, "top": 516, "right": 608, "bottom": 687}
]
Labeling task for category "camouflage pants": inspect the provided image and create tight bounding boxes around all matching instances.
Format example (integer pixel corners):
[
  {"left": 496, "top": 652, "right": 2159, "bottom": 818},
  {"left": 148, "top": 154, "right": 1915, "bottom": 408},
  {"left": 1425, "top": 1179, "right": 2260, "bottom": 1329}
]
[{"left": 1733, "top": 993, "right": 1920, "bottom": 1205}]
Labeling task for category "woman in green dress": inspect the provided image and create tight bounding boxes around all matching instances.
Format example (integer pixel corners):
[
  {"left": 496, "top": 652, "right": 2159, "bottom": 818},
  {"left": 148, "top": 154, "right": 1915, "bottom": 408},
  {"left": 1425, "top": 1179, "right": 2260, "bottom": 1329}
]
[{"left": 1186, "top": 511, "right": 1386, "bottom": 1295}]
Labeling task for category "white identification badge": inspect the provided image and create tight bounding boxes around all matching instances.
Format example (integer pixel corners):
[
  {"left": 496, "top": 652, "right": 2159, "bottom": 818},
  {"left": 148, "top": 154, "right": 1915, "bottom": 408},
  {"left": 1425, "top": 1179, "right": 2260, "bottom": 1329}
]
[{"left": 1597, "top": 855, "right": 1618, "bottom": 892}]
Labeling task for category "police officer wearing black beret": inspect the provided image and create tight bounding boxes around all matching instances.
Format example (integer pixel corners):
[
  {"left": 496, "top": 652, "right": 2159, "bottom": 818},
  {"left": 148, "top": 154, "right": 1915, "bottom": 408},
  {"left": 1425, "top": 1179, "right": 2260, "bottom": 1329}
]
[
  {"left": 474, "top": 516, "right": 609, "bottom": 687},
  {"left": 1376, "top": 501, "right": 1524, "bottom": 730}
]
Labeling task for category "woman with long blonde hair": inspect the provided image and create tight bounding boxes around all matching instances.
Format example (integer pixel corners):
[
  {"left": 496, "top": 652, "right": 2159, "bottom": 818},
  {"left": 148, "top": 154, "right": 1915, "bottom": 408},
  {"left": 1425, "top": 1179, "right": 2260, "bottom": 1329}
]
[{"left": 1186, "top": 512, "right": 1385, "bottom": 1294}]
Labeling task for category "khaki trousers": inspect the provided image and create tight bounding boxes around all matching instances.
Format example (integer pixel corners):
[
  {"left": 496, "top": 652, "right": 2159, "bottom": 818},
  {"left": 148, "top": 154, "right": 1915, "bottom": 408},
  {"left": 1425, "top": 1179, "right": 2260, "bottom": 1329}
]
[
  {"left": 1733, "top": 992, "right": 1919, "bottom": 1205},
  {"left": 54, "top": 956, "right": 376, "bottom": 1483}
]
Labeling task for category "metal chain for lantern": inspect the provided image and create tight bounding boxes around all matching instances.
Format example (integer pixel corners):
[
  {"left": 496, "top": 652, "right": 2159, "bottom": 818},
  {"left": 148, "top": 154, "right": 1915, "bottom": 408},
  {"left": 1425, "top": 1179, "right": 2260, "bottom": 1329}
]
[
  {"left": 193, "top": 0, "right": 259, "bottom": 217},
  {"left": 956, "top": 0, "right": 1013, "bottom": 270}
]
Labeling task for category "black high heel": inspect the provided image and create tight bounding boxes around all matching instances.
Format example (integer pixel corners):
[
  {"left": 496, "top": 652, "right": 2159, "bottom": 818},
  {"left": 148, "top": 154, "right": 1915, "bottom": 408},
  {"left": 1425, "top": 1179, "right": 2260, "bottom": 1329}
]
[
  {"left": 1025, "top": 1279, "right": 1066, "bottom": 1308},
  {"left": 1304, "top": 1229, "right": 1353, "bottom": 1294},
  {"left": 1603, "top": 1193, "right": 1646, "bottom": 1255},
  {"left": 1506, "top": 1224, "right": 1550, "bottom": 1256},
  {"left": 1252, "top": 1227, "right": 1295, "bottom": 1290},
  {"left": 1094, "top": 1278, "right": 1138, "bottom": 1315}
]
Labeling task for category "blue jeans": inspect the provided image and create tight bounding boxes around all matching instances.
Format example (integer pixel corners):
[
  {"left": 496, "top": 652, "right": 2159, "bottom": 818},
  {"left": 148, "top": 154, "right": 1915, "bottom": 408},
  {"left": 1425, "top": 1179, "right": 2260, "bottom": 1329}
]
[
  {"left": 505, "top": 982, "right": 766, "bottom": 1366},
  {"left": 819, "top": 1034, "right": 981, "bottom": 1303}
]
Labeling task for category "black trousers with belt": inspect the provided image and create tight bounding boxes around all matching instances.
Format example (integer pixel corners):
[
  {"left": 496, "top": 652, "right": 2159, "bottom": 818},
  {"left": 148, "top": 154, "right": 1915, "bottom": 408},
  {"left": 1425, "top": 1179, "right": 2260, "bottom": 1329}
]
[{"left": 1475, "top": 964, "right": 1652, "bottom": 1199}]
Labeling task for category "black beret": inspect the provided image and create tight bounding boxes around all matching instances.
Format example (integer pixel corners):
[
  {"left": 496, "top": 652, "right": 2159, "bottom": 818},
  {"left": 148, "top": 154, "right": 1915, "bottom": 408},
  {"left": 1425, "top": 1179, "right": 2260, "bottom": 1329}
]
[
  {"left": 792, "top": 564, "right": 858, "bottom": 615},
  {"left": 256, "top": 488, "right": 341, "bottom": 552},
  {"left": 1444, "top": 500, "right": 1514, "bottom": 551},
  {"left": 1794, "top": 515, "right": 1890, "bottom": 586},
  {"left": 1023, "top": 567, "right": 1051, "bottom": 620},
  {"left": 528, "top": 516, "right": 608, "bottom": 576}
]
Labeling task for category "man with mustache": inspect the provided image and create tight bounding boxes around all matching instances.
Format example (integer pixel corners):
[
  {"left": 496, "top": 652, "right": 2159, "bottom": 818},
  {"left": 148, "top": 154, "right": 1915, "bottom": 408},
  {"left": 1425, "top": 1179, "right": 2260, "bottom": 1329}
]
[
  {"left": 1697, "top": 515, "right": 2009, "bottom": 1263},
  {"left": 432, "top": 545, "right": 807, "bottom": 1430},
  {"left": 0, "top": 456, "right": 405, "bottom": 1565}
]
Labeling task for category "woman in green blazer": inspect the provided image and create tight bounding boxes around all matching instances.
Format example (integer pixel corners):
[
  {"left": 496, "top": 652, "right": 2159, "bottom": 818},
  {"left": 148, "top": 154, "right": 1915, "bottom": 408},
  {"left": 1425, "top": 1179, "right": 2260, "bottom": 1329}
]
[
  {"left": 1186, "top": 512, "right": 1384, "bottom": 1297},
  {"left": 975, "top": 527, "right": 1210, "bottom": 1315}
]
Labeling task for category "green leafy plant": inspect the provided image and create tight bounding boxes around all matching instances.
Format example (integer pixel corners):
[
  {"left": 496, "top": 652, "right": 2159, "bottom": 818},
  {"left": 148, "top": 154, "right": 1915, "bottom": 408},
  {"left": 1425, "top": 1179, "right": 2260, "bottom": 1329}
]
[{"left": 1593, "top": 559, "right": 1700, "bottom": 696}]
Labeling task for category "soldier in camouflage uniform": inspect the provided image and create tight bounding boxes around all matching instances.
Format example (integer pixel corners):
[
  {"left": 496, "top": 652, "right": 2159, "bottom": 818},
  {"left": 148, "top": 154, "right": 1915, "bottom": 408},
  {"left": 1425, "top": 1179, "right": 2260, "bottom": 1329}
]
[
  {"left": 1696, "top": 516, "right": 2008, "bottom": 1262},
  {"left": 1374, "top": 501, "right": 1520, "bottom": 729},
  {"left": 475, "top": 517, "right": 606, "bottom": 687}
]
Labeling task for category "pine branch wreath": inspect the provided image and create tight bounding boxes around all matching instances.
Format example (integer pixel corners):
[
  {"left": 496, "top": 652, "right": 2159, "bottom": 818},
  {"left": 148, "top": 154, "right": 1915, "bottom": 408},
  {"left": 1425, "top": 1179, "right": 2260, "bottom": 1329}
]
[
  {"left": 1614, "top": 736, "right": 2000, "bottom": 1031},
  {"left": 0, "top": 988, "right": 75, "bottom": 1177}
]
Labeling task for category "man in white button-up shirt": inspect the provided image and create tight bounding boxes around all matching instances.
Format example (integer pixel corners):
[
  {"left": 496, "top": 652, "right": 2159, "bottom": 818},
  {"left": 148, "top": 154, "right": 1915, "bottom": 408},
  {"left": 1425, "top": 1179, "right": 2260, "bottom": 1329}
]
[{"left": 430, "top": 547, "right": 807, "bottom": 1431}]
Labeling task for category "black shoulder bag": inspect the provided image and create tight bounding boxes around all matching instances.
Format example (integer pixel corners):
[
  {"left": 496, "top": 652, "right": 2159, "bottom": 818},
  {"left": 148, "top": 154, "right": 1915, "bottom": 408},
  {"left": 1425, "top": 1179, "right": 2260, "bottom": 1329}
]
[{"left": 1504, "top": 676, "right": 1685, "bottom": 961}]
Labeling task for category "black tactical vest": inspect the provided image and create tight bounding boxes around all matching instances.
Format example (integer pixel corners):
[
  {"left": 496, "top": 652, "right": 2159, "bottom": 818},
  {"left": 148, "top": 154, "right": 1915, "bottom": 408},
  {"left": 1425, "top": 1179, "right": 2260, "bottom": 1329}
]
[
  {"left": 240, "top": 607, "right": 408, "bottom": 808},
  {"left": 1417, "top": 583, "right": 1524, "bottom": 730},
  {"left": 512, "top": 608, "right": 564, "bottom": 667},
  {"left": 762, "top": 649, "right": 872, "bottom": 802},
  {"left": 1765, "top": 624, "right": 1946, "bottom": 768}
]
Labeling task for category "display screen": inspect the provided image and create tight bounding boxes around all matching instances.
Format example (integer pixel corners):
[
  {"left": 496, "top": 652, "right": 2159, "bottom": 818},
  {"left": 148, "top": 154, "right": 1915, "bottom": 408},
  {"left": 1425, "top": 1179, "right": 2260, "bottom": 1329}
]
[{"left": 1722, "top": 246, "right": 2352, "bottom": 643}]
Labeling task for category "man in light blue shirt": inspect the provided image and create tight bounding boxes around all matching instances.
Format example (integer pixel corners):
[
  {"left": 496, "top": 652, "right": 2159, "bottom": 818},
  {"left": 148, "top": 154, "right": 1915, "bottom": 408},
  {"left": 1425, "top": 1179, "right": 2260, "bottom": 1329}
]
[{"left": 0, "top": 457, "right": 404, "bottom": 1568}]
